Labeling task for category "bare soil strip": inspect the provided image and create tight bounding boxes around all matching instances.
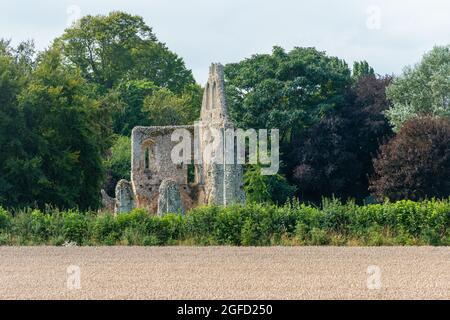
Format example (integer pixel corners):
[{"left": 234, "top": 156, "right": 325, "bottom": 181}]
[{"left": 0, "top": 246, "right": 448, "bottom": 299}]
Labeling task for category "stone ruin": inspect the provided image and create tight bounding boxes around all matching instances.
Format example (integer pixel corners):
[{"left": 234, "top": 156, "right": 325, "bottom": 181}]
[{"left": 102, "top": 63, "right": 245, "bottom": 215}]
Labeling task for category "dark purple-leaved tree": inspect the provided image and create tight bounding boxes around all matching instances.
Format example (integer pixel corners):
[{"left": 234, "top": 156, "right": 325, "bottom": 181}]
[
  {"left": 292, "top": 75, "right": 393, "bottom": 202},
  {"left": 370, "top": 117, "right": 450, "bottom": 201}
]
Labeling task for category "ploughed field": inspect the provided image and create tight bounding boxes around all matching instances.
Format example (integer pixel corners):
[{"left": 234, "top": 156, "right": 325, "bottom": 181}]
[{"left": 0, "top": 246, "right": 448, "bottom": 299}]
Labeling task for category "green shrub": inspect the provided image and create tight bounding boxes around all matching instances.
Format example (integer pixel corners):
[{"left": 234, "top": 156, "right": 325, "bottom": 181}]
[
  {"left": 0, "top": 199, "right": 448, "bottom": 246},
  {"left": 309, "top": 227, "right": 329, "bottom": 245},
  {"left": 93, "top": 214, "right": 121, "bottom": 245},
  {"left": 30, "top": 209, "right": 53, "bottom": 242},
  {"left": 12, "top": 210, "right": 33, "bottom": 240},
  {"left": 62, "top": 210, "right": 89, "bottom": 245},
  {"left": 214, "top": 206, "right": 243, "bottom": 245},
  {"left": 184, "top": 206, "right": 219, "bottom": 244},
  {"left": 322, "top": 198, "right": 352, "bottom": 233},
  {"left": 0, "top": 233, "right": 10, "bottom": 245},
  {"left": 241, "top": 218, "right": 259, "bottom": 246},
  {"left": 365, "top": 225, "right": 387, "bottom": 246},
  {"left": 295, "top": 223, "right": 309, "bottom": 244},
  {"left": 0, "top": 207, "right": 12, "bottom": 231}
]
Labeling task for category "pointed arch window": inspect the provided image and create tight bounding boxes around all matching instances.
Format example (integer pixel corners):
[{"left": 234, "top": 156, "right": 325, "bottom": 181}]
[
  {"left": 141, "top": 139, "right": 155, "bottom": 171},
  {"left": 144, "top": 147, "right": 150, "bottom": 170}
]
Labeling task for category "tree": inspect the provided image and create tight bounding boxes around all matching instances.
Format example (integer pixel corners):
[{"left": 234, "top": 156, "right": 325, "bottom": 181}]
[
  {"left": 58, "top": 11, "right": 200, "bottom": 135},
  {"left": 59, "top": 11, "right": 195, "bottom": 93},
  {"left": 370, "top": 117, "right": 450, "bottom": 201},
  {"left": 142, "top": 84, "right": 202, "bottom": 126},
  {"left": 16, "top": 47, "right": 106, "bottom": 210},
  {"left": 225, "top": 46, "right": 352, "bottom": 173},
  {"left": 352, "top": 61, "right": 375, "bottom": 82},
  {"left": 385, "top": 45, "right": 450, "bottom": 131},
  {"left": 103, "top": 135, "right": 131, "bottom": 196},
  {"left": 244, "top": 165, "right": 296, "bottom": 204},
  {"left": 292, "top": 75, "right": 393, "bottom": 202},
  {"left": 111, "top": 79, "right": 157, "bottom": 135},
  {"left": 0, "top": 41, "right": 34, "bottom": 207}
]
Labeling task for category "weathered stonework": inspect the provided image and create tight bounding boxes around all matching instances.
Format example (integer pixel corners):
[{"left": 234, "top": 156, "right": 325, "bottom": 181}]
[
  {"left": 100, "top": 189, "right": 115, "bottom": 213},
  {"left": 157, "top": 179, "right": 184, "bottom": 216},
  {"left": 103, "top": 63, "right": 245, "bottom": 215},
  {"left": 115, "top": 179, "right": 134, "bottom": 214},
  {"left": 197, "top": 64, "right": 245, "bottom": 206}
]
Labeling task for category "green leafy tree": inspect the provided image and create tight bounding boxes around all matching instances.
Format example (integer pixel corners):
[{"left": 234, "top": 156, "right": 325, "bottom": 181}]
[
  {"left": 111, "top": 79, "right": 157, "bottom": 135},
  {"left": 59, "top": 11, "right": 195, "bottom": 93},
  {"left": 225, "top": 46, "right": 351, "bottom": 141},
  {"left": 244, "top": 165, "right": 296, "bottom": 204},
  {"left": 225, "top": 46, "right": 352, "bottom": 173},
  {"left": 103, "top": 135, "right": 131, "bottom": 196},
  {"left": 385, "top": 45, "right": 450, "bottom": 131},
  {"left": 352, "top": 61, "right": 375, "bottom": 82},
  {"left": 292, "top": 75, "right": 393, "bottom": 202},
  {"left": 58, "top": 11, "right": 200, "bottom": 135},
  {"left": 142, "top": 84, "right": 202, "bottom": 126},
  {"left": 17, "top": 48, "right": 105, "bottom": 210},
  {"left": 0, "top": 41, "right": 34, "bottom": 207}
]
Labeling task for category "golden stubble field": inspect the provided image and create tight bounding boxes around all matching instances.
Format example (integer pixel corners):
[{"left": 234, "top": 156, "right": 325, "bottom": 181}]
[{"left": 0, "top": 246, "right": 448, "bottom": 299}]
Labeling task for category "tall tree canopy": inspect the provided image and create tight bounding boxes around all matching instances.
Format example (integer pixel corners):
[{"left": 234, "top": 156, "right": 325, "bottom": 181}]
[
  {"left": 0, "top": 41, "right": 34, "bottom": 207},
  {"left": 19, "top": 48, "right": 106, "bottom": 210},
  {"left": 224, "top": 46, "right": 352, "bottom": 177},
  {"left": 58, "top": 11, "right": 202, "bottom": 137},
  {"left": 352, "top": 60, "right": 375, "bottom": 82},
  {"left": 59, "top": 11, "right": 195, "bottom": 93},
  {"left": 385, "top": 45, "right": 450, "bottom": 131},
  {"left": 292, "top": 75, "right": 393, "bottom": 202},
  {"left": 225, "top": 46, "right": 352, "bottom": 144},
  {"left": 0, "top": 41, "right": 106, "bottom": 210}
]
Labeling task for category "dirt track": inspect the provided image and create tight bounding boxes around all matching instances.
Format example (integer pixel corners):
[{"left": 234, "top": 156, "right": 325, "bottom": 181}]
[{"left": 0, "top": 246, "right": 448, "bottom": 300}]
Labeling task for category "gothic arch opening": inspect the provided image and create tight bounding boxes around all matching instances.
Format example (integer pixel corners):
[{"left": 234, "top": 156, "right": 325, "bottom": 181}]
[{"left": 141, "top": 139, "right": 155, "bottom": 171}]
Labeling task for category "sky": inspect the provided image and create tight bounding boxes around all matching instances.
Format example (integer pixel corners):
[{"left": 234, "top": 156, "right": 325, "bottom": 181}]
[{"left": 1, "top": 0, "right": 449, "bottom": 84}]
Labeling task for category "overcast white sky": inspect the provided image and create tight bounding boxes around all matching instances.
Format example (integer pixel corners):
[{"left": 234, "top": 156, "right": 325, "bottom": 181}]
[{"left": 1, "top": 0, "right": 449, "bottom": 83}]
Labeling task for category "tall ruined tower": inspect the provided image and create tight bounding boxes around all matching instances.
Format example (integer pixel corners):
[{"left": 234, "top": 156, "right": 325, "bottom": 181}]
[
  {"left": 198, "top": 63, "right": 245, "bottom": 205},
  {"left": 200, "top": 64, "right": 230, "bottom": 125},
  {"left": 103, "top": 63, "right": 245, "bottom": 216}
]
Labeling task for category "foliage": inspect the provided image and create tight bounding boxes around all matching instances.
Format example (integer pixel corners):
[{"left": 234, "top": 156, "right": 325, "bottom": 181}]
[
  {"left": 111, "top": 79, "right": 157, "bottom": 135},
  {"left": 224, "top": 46, "right": 352, "bottom": 172},
  {"left": 103, "top": 135, "right": 131, "bottom": 195},
  {"left": 142, "top": 83, "right": 202, "bottom": 126},
  {"left": 0, "top": 42, "right": 106, "bottom": 210},
  {"left": 57, "top": 11, "right": 200, "bottom": 136},
  {"left": 292, "top": 75, "right": 393, "bottom": 202},
  {"left": 352, "top": 61, "right": 375, "bottom": 81},
  {"left": 16, "top": 48, "right": 105, "bottom": 210},
  {"left": 0, "top": 41, "right": 34, "bottom": 206},
  {"left": 1, "top": 15, "right": 448, "bottom": 212},
  {"left": 385, "top": 45, "right": 450, "bottom": 131},
  {"left": 0, "top": 13, "right": 203, "bottom": 210},
  {"left": 58, "top": 11, "right": 195, "bottom": 93},
  {"left": 0, "top": 200, "right": 448, "bottom": 246},
  {"left": 0, "top": 207, "right": 12, "bottom": 231},
  {"left": 244, "top": 165, "right": 296, "bottom": 204},
  {"left": 370, "top": 117, "right": 450, "bottom": 201}
]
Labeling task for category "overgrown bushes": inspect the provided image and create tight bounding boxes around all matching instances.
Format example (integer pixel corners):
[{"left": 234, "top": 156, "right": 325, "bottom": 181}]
[{"left": 0, "top": 199, "right": 448, "bottom": 246}]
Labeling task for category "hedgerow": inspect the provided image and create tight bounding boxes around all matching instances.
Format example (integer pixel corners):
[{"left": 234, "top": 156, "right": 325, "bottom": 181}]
[{"left": 0, "top": 199, "right": 448, "bottom": 246}]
